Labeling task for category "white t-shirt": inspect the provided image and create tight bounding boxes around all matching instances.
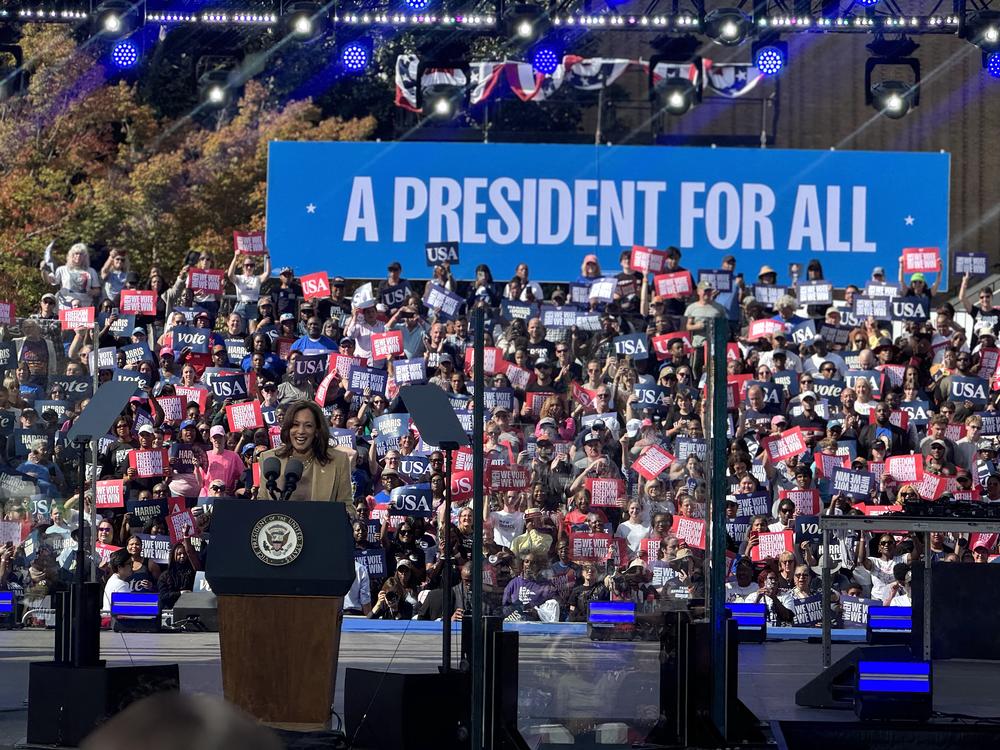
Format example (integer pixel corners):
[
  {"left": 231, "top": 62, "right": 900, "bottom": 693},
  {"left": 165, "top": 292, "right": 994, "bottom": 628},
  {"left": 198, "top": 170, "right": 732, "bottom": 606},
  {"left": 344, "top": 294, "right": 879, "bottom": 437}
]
[
  {"left": 615, "top": 521, "right": 651, "bottom": 556},
  {"left": 103, "top": 574, "right": 132, "bottom": 612},
  {"left": 725, "top": 581, "right": 759, "bottom": 603},
  {"left": 233, "top": 274, "right": 262, "bottom": 303},
  {"left": 54, "top": 266, "right": 98, "bottom": 308},
  {"left": 867, "top": 553, "right": 909, "bottom": 601},
  {"left": 489, "top": 509, "right": 525, "bottom": 549}
]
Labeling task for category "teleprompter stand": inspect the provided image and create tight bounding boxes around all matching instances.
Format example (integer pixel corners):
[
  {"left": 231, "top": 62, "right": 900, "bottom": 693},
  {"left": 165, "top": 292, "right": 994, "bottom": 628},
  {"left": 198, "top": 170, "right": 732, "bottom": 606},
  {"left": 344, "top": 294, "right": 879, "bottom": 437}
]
[{"left": 27, "top": 380, "right": 180, "bottom": 746}]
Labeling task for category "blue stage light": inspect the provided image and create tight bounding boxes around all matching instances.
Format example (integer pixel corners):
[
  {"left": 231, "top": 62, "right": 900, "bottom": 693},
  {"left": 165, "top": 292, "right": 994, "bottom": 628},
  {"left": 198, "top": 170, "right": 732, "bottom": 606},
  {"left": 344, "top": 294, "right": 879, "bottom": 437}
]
[
  {"left": 110, "top": 39, "right": 139, "bottom": 69},
  {"left": 531, "top": 46, "right": 560, "bottom": 75},
  {"left": 988, "top": 52, "right": 1000, "bottom": 78},
  {"left": 858, "top": 0, "right": 879, "bottom": 6},
  {"left": 340, "top": 41, "right": 369, "bottom": 72},
  {"left": 404, "top": 0, "right": 431, "bottom": 9},
  {"left": 755, "top": 45, "right": 785, "bottom": 75}
]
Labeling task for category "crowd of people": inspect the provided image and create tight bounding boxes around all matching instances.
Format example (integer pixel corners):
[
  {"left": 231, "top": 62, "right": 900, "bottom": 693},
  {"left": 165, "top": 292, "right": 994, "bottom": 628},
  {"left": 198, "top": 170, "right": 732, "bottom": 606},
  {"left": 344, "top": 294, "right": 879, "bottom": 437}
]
[{"left": 0, "top": 240, "right": 996, "bottom": 630}]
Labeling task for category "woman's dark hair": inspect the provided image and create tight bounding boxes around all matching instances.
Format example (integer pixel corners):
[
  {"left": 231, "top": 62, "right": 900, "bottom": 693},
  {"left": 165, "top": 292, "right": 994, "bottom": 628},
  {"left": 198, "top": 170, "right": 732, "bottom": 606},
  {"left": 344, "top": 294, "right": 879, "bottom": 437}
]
[
  {"left": 109, "top": 548, "right": 131, "bottom": 571},
  {"left": 143, "top": 516, "right": 166, "bottom": 534},
  {"left": 276, "top": 400, "right": 331, "bottom": 465},
  {"left": 474, "top": 263, "right": 494, "bottom": 285},
  {"left": 247, "top": 333, "right": 272, "bottom": 355}
]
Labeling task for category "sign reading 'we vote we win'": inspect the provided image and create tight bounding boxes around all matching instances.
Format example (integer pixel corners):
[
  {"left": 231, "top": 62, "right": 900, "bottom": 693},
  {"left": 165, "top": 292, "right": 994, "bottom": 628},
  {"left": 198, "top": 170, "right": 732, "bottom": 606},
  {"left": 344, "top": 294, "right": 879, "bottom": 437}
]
[{"left": 266, "top": 142, "right": 950, "bottom": 286}]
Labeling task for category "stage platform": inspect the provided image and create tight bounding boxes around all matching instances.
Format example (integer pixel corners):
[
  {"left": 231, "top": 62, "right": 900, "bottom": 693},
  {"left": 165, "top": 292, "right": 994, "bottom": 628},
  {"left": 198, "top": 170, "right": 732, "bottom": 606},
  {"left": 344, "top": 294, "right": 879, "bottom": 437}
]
[{"left": 1, "top": 630, "right": 999, "bottom": 749}]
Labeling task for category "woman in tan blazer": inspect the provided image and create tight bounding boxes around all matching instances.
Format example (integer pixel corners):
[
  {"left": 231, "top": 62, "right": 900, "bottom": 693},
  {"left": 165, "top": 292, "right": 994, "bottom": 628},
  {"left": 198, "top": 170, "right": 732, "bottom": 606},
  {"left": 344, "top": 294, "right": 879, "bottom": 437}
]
[{"left": 257, "top": 400, "right": 355, "bottom": 515}]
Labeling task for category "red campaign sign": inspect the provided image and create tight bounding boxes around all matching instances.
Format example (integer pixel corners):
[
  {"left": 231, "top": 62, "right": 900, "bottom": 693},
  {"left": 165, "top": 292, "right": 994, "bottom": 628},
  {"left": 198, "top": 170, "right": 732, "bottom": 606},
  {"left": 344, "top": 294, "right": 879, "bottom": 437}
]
[
  {"left": 120, "top": 290, "right": 157, "bottom": 316},
  {"left": 0, "top": 302, "right": 15, "bottom": 325},
  {"left": 858, "top": 504, "right": 902, "bottom": 517},
  {"left": 527, "top": 391, "right": 557, "bottom": 416},
  {"left": 328, "top": 353, "right": 362, "bottom": 380},
  {"left": 571, "top": 382, "right": 598, "bottom": 412},
  {"left": 95, "top": 479, "right": 125, "bottom": 509},
  {"left": 726, "top": 343, "right": 742, "bottom": 361},
  {"left": 174, "top": 385, "right": 208, "bottom": 412},
  {"left": 670, "top": 517, "right": 706, "bottom": 550},
  {"left": 465, "top": 346, "right": 505, "bottom": 375},
  {"left": 867, "top": 409, "right": 909, "bottom": 430},
  {"left": 916, "top": 472, "right": 948, "bottom": 500},
  {"left": 252, "top": 461, "right": 261, "bottom": 487},
  {"left": 779, "top": 488, "right": 820, "bottom": 516},
  {"left": 315, "top": 371, "right": 339, "bottom": 407},
  {"left": 586, "top": 477, "right": 625, "bottom": 507},
  {"left": 748, "top": 319, "right": 787, "bottom": 341},
  {"left": 640, "top": 537, "right": 661, "bottom": 561},
  {"left": 128, "top": 448, "right": 169, "bottom": 478},
  {"left": 902, "top": 247, "right": 942, "bottom": 273},
  {"left": 268, "top": 426, "right": 282, "bottom": 448},
  {"left": 751, "top": 530, "right": 794, "bottom": 561},
  {"left": 761, "top": 427, "right": 808, "bottom": 464},
  {"left": 156, "top": 395, "right": 187, "bottom": 423},
  {"left": 167, "top": 497, "right": 187, "bottom": 516},
  {"left": 226, "top": 400, "right": 264, "bottom": 431},
  {"left": 451, "top": 470, "right": 474, "bottom": 505},
  {"left": 885, "top": 454, "right": 924, "bottom": 483},
  {"left": 485, "top": 464, "right": 531, "bottom": 491},
  {"left": 629, "top": 245, "right": 669, "bottom": 274},
  {"left": 371, "top": 330, "right": 404, "bottom": 361},
  {"left": 568, "top": 532, "right": 628, "bottom": 564},
  {"left": 877, "top": 364, "right": 906, "bottom": 388},
  {"left": 167, "top": 510, "right": 197, "bottom": 545},
  {"left": 953, "top": 489, "right": 981, "bottom": 502},
  {"left": 504, "top": 362, "right": 532, "bottom": 390},
  {"left": 632, "top": 445, "right": 675, "bottom": 481},
  {"left": 969, "top": 532, "right": 999, "bottom": 551},
  {"left": 277, "top": 336, "right": 295, "bottom": 359},
  {"left": 94, "top": 542, "right": 121, "bottom": 566},
  {"left": 300, "top": 271, "right": 331, "bottom": 301},
  {"left": 59, "top": 306, "right": 95, "bottom": 331},
  {"left": 978, "top": 348, "right": 1000, "bottom": 380},
  {"left": 652, "top": 271, "right": 694, "bottom": 299},
  {"left": 651, "top": 331, "right": 692, "bottom": 359},
  {"left": 233, "top": 230, "right": 266, "bottom": 255},
  {"left": 944, "top": 423, "right": 967, "bottom": 442},
  {"left": 187, "top": 268, "right": 225, "bottom": 294},
  {"left": 814, "top": 451, "right": 850, "bottom": 478}
]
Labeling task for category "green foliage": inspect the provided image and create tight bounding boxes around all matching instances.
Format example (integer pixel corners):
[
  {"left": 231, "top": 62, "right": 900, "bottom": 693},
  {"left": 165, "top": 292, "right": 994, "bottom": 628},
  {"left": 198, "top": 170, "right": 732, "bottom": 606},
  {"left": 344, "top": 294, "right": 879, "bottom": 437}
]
[{"left": 0, "top": 25, "right": 376, "bottom": 310}]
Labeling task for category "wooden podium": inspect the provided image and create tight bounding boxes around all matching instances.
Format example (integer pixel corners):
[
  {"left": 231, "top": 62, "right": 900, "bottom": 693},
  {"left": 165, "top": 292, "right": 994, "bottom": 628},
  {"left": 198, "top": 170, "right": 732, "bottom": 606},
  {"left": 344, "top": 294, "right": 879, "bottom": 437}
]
[{"left": 206, "top": 499, "right": 355, "bottom": 728}]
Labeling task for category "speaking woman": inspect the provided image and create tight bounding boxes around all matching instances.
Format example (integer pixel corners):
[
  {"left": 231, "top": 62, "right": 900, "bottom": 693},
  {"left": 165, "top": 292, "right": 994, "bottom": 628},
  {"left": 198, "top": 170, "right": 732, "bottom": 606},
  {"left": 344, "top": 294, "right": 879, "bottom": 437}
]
[{"left": 258, "top": 400, "right": 354, "bottom": 512}]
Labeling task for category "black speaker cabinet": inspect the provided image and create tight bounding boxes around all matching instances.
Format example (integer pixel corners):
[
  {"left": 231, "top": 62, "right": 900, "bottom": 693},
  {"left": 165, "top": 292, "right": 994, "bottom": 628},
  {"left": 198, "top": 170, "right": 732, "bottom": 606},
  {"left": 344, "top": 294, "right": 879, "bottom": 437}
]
[
  {"left": 171, "top": 591, "right": 219, "bottom": 632},
  {"left": 27, "top": 662, "right": 180, "bottom": 746},
  {"left": 345, "top": 669, "right": 470, "bottom": 750}
]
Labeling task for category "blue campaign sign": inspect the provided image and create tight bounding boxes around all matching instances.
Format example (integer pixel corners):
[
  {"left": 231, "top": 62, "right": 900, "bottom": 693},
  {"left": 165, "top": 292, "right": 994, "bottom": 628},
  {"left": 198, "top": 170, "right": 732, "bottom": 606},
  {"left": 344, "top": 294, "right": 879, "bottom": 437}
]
[{"left": 266, "top": 142, "right": 950, "bottom": 286}]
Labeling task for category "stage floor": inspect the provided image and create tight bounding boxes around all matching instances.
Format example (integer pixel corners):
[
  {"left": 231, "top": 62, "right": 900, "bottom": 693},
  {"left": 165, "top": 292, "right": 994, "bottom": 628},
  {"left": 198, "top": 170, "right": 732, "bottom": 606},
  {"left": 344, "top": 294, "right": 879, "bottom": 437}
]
[{"left": 2, "top": 630, "right": 1000, "bottom": 748}]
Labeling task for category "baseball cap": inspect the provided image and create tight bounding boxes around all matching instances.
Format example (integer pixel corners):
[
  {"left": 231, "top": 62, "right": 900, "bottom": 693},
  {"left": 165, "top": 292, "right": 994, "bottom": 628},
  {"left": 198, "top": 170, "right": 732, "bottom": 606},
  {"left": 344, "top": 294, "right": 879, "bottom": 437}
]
[
  {"left": 209, "top": 425, "right": 226, "bottom": 438},
  {"left": 179, "top": 419, "right": 195, "bottom": 430},
  {"left": 721, "top": 255, "right": 736, "bottom": 264},
  {"left": 279, "top": 313, "right": 295, "bottom": 322},
  {"left": 339, "top": 336, "right": 354, "bottom": 346},
  {"left": 800, "top": 391, "right": 817, "bottom": 401},
  {"left": 137, "top": 424, "right": 155, "bottom": 435},
  {"left": 387, "top": 261, "right": 402, "bottom": 271},
  {"left": 241, "top": 444, "right": 256, "bottom": 455},
  {"left": 977, "top": 440, "right": 996, "bottom": 452},
  {"left": 131, "top": 327, "right": 146, "bottom": 337},
  {"left": 625, "top": 418, "right": 642, "bottom": 438},
  {"left": 492, "top": 404, "right": 510, "bottom": 415},
  {"left": 331, "top": 276, "right": 346, "bottom": 286},
  {"left": 627, "top": 558, "right": 646, "bottom": 571},
  {"left": 525, "top": 507, "right": 542, "bottom": 518},
  {"left": 159, "top": 346, "right": 174, "bottom": 357},
  {"left": 583, "top": 431, "right": 601, "bottom": 443},
  {"left": 771, "top": 415, "right": 788, "bottom": 427},
  {"left": 41, "top": 293, "right": 57, "bottom": 302},
  {"left": 911, "top": 272, "right": 926, "bottom": 283},
  {"left": 538, "top": 417, "right": 556, "bottom": 427},
  {"left": 261, "top": 381, "right": 277, "bottom": 391},
  {"left": 697, "top": 279, "right": 715, "bottom": 291},
  {"left": 212, "top": 344, "right": 226, "bottom": 353},
  {"left": 279, "top": 267, "right": 293, "bottom": 276},
  {"left": 930, "top": 438, "right": 946, "bottom": 448},
  {"left": 874, "top": 337, "right": 894, "bottom": 350},
  {"left": 872, "top": 266, "right": 886, "bottom": 277},
  {"left": 976, "top": 323, "right": 996, "bottom": 336},
  {"left": 438, "top": 353, "right": 453, "bottom": 364},
  {"left": 758, "top": 265, "right": 777, "bottom": 278}
]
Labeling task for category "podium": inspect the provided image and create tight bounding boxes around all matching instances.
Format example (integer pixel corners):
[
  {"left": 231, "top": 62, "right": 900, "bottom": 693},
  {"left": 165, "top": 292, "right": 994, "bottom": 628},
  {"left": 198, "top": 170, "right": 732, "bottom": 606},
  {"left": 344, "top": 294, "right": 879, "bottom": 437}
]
[{"left": 206, "top": 498, "right": 355, "bottom": 728}]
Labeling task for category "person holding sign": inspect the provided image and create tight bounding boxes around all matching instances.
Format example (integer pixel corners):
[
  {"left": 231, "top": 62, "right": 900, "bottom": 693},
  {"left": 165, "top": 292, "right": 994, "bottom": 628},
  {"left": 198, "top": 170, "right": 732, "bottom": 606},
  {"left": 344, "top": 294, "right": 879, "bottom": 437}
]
[
  {"left": 856, "top": 531, "right": 922, "bottom": 601},
  {"left": 898, "top": 262, "right": 940, "bottom": 306},
  {"left": 257, "top": 400, "right": 354, "bottom": 509},
  {"left": 226, "top": 245, "right": 271, "bottom": 318},
  {"left": 39, "top": 243, "right": 100, "bottom": 310}
]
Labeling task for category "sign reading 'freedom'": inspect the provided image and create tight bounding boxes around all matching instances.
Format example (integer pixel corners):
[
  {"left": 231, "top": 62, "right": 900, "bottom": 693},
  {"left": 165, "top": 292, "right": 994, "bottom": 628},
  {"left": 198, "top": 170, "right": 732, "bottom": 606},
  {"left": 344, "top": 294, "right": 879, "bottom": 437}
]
[{"left": 266, "top": 142, "right": 950, "bottom": 285}]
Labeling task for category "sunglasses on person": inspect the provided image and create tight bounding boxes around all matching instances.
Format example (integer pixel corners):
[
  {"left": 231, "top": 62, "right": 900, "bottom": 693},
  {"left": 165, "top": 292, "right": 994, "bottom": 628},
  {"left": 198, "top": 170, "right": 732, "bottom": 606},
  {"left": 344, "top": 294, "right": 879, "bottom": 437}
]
[
  {"left": 98, "top": 525, "right": 113, "bottom": 532},
  {"left": 210, "top": 484, "right": 225, "bottom": 492}
]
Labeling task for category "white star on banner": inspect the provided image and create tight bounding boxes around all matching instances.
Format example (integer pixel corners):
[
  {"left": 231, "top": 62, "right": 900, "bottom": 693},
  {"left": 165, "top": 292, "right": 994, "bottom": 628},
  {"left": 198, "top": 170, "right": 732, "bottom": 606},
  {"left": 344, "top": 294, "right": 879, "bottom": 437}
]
[
  {"left": 904, "top": 215, "right": 914, "bottom": 226},
  {"left": 306, "top": 203, "right": 317, "bottom": 214}
]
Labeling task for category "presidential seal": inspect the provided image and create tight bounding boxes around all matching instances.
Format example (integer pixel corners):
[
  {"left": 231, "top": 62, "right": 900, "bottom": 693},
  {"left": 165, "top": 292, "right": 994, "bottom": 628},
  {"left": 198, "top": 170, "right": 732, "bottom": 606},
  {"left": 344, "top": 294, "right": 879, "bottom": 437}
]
[{"left": 250, "top": 514, "right": 304, "bottom": 566}]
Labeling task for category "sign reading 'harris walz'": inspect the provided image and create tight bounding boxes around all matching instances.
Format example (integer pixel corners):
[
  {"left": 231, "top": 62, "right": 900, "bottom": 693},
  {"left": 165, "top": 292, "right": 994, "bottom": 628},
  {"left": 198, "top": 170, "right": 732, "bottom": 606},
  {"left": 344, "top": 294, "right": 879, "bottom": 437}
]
[{"left": 266, "top": 142, "right": 950, "bottom": 286}]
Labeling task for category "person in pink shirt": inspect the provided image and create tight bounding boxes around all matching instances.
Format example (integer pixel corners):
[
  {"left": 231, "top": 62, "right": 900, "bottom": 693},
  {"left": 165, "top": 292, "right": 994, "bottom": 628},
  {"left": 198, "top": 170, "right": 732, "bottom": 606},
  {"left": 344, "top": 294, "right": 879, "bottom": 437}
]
[{"left": 200, "top": 425, "right": 243, "bottom": 495}]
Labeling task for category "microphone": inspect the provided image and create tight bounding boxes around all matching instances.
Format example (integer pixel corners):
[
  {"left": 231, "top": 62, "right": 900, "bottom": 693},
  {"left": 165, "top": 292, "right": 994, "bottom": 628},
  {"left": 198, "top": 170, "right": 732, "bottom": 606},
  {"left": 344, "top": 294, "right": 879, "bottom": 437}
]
[
  {"left": 281, "top": 458, "right": 304, "bottom": 501},
  {"left": 262, "top": 456, "right": 282, "bottom": 499}
]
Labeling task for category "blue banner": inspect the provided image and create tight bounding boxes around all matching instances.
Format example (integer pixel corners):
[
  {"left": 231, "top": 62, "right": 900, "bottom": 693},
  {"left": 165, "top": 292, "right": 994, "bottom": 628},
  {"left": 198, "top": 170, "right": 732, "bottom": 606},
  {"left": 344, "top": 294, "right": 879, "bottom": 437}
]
[{"left": 266, "top": 142, "right": 951, "bottom": 286}]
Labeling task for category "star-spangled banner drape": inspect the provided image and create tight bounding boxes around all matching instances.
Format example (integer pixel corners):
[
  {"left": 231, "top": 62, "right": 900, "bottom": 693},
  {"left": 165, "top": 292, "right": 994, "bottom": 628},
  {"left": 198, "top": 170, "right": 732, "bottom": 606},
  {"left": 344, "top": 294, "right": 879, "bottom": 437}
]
[{"left": 394, "top": 55, "right": 764, "bottom": 110}]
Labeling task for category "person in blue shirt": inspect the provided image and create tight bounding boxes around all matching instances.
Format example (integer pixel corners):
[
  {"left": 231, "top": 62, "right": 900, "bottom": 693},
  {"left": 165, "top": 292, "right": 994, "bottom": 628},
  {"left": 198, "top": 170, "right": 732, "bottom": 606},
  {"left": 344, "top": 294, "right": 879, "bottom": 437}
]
[
  {"left": 771, "top": 295, "right": 807, "bottom": 328},
  {"left": 290, "top": 317, "right": 339, "bottom": 355}
]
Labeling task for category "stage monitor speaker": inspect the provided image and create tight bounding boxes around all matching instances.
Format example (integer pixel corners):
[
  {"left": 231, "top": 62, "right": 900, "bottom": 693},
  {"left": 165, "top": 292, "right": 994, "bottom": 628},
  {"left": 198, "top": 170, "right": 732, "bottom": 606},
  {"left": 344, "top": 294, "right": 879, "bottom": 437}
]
[
  {"left": 344, "top": 669, "right": 469, "bottom": 750},
  {"left": 854, "top": 659, "right": 932, "bottom": 722},
  {"left": 794, "top": 645, "right": 912, "bottom": 710},
  {"left": 171, "top": 591, "right": 218, "bottom": 632},
  {"left": 27, "top": 662, "right": 179, "bottom": 746}
]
